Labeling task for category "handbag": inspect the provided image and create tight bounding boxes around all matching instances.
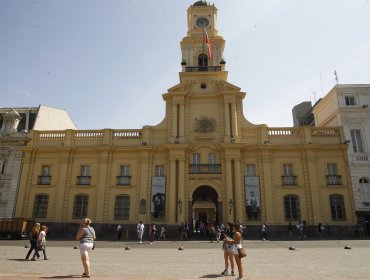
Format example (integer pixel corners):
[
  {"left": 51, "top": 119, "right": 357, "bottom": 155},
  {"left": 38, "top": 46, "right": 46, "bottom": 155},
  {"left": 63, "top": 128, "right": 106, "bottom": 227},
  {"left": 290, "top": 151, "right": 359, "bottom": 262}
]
[
  {"left": 37, "top": 240, "right": 45, "bottom": 251},
  {"left": 237, "top": 247, "right": 246, "bottom": 258},
  {"left": 87, "top": 227, "right": 95, "bottom": 250}
]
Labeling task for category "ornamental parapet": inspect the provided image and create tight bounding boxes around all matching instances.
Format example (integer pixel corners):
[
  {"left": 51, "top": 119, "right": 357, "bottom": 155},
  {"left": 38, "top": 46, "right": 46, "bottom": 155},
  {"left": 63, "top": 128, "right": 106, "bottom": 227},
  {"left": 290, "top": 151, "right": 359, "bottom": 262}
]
[
  {"left": 29, "top": 128, "right": 145, "bottom": 147},
  {"left": 261, "top": 126, "right": 344, "bottom": 145}
]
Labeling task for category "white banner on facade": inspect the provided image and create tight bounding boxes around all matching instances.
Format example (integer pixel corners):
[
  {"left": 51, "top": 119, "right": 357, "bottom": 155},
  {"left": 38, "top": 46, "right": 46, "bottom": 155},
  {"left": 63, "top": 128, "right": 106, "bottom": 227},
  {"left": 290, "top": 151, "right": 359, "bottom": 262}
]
[
  {"left": 244, "top": 176, "right": 260, "bottom": 220},
  {"left": 151, "top": 176, "right": 166, "bottom": 219}
]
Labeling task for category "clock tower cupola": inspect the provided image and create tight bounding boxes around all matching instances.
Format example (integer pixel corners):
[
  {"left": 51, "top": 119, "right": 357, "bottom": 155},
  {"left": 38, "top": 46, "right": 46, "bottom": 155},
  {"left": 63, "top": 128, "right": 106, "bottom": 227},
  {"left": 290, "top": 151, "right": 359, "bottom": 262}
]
[{"left": 180, "top": 1, "right": 227, "bottom": 81}]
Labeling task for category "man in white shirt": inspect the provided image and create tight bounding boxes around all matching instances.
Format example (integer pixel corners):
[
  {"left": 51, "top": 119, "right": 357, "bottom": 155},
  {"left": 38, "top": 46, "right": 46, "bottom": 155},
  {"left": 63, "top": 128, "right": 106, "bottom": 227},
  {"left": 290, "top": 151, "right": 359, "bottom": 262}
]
[{"left": 137, "top": 221, "right": 145, "bottom": 244}]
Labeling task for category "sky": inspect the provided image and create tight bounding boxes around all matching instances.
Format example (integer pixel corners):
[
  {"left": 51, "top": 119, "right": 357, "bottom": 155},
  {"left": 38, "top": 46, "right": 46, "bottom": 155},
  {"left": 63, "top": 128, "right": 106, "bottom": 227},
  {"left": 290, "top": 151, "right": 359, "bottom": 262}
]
[{"left": 1, "top": 0, "right": 370, "bottom": 129}]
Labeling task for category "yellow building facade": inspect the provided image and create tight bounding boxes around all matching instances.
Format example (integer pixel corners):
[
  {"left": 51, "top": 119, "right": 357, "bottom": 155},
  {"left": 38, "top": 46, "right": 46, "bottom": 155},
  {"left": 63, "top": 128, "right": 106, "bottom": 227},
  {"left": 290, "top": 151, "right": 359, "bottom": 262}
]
[{"left": 15, "top": 1, "right": 356, "bottom": 238}]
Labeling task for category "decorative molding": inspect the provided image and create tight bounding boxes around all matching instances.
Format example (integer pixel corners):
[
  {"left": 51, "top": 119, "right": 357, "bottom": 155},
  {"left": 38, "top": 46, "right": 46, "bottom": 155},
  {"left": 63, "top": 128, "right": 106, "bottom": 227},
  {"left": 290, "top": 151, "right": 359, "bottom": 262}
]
[{"left": 193, "top": 115, "right": 216, "bottom": 133}]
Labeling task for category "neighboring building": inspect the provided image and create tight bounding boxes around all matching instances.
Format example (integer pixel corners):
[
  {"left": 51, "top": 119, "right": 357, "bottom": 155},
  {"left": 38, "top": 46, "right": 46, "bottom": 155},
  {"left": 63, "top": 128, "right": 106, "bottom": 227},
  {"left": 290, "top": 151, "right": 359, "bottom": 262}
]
[
  {"left": 312, "top": 84, "right": 370, "bottom": 232},
  {"left": 292, "top": 101, "right": 315, "bottom": 127},
  {"left": 0, "top": 105, "right": 76, "bottom": 217},
  {"left": 15, "top": 1, "right": 356, "bottom": 238}
]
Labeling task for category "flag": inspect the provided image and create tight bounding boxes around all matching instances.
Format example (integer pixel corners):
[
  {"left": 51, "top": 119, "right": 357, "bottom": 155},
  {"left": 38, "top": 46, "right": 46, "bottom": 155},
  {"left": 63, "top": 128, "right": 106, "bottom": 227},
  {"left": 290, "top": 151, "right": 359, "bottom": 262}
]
[{"left": 204, "top": 27, "right": 212, "bottom": 59}]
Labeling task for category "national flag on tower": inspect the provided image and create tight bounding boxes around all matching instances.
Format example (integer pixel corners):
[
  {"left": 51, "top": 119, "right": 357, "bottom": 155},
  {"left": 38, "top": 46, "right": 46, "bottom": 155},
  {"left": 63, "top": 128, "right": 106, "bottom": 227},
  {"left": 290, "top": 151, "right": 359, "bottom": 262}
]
[{"left": 204, "top": 27, "right": 212, "bottom": 59}]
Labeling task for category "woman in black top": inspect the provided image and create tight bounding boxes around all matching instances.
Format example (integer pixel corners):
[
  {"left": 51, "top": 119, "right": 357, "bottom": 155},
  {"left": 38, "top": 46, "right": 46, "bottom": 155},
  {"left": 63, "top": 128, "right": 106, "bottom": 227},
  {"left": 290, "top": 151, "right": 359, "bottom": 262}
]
[{"left": 25, "top": 223, "right": 40, "bottom": 260}]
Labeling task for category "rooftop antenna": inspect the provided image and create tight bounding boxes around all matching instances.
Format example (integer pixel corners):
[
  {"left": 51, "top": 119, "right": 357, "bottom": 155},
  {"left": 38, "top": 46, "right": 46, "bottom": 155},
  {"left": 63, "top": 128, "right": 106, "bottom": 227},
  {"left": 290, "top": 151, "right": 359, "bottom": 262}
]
[
  {"left": 319, "top": 71, "right": 324, "bottom": 96},
  {"left": 311, "top": 88, "right": 317, "bottom": 103},
  {"left": 334, "top": 70, "right": 339, "bottom": 84}
]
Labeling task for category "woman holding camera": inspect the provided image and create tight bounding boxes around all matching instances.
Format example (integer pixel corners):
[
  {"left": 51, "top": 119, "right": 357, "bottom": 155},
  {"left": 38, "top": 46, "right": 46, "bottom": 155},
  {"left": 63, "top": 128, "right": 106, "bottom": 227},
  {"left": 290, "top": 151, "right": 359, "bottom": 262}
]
[{"left": 76, "top": 218, "right": 96, "bottom": 278}]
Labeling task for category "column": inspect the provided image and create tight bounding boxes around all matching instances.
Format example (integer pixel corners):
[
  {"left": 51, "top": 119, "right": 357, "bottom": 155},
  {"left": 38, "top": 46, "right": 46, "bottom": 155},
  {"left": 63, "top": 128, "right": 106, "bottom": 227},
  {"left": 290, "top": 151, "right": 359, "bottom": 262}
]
[
  {"left": 179, "top": 102, "right": 185, "bottom": 139},
  {"left": 234, "top": 159, "right": 243, "bottom": 221},
  {"left": 231, "top": 103, "right": 237, "bottom": 138},
  {"left": 168, "top": 159, "right": 177, "bottom": 223},
  {"left": 172, "top": 104, "right": 177, "bottom": 138},
  {"left": 224, "top": 103, "right": 230, "bottom": 140},
  {"left": 178, "top": 159, "right": 185, "bottom": 222},
  {"left": 225, "top": 159, "right": 233, "bottom": 221}
]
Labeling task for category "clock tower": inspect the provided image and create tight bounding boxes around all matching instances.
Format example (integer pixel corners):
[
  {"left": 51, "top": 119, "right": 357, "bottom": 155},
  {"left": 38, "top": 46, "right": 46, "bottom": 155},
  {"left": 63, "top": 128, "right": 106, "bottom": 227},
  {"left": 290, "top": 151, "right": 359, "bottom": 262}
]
[{"left": 180, "top": 0, "right": 227, "bottom": 80}]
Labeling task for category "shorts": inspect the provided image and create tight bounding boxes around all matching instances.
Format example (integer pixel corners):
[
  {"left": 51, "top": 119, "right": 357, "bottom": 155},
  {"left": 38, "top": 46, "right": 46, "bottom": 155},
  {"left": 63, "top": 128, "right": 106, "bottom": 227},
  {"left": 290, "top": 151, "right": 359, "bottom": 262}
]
[
  {"left": 226, "top": 244, "right": 234, "bottom": 253},
  {"left": 233, "top": 244, "right": 242, "bottom": 255},
  {"left": 79, "top": 242, "right": 94, "bottom": 256}
]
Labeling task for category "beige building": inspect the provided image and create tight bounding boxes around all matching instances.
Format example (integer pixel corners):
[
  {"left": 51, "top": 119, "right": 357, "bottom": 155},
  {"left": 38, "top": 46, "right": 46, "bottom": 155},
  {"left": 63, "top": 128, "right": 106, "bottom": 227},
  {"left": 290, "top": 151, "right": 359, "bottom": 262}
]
[
  {"left": 0, "top": 106, "right": 76, "bottom": 218},
  {"left": 313, "top": 84, "right": 370, "bottom": 233},
  {"left": 15, "top": 1, "right": 356, "bottom": 238}
]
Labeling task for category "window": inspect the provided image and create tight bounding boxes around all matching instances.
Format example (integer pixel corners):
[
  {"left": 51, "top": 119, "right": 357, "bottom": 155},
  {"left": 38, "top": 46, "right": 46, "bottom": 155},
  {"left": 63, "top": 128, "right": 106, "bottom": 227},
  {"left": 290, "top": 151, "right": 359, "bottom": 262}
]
[
  {"left": 38, "top": 165, "right": 51, "bottom": 185},
  {"left": 117, "top": 165, "right": 131, "bottom": 185},
  {"left": 329, "top": 194, "right": 346, "bottom": 220},
  {"left": 114, "top": 195, "right": 130, "bottom": 220},
  {"left": 73, "top": 194, "right": 89, "bottom": 219},
  {"left": 326, "top": 163, "right": 342, "bottom": 185},
  {"left": 77, "top": 165, "right": 91, "bottom": 185},
  {"left": 208, "top": 153, "right": 218, "bottom": 173},
  {"left": 0, "top": 160, "right": 5, "bottom": 174},
  {"left": 359, "top": 177, "right": 370, "bottom": 206},
  {"left": 282, "top": 164, "right": 297, "bottom": 185},
  {"left": 344, "top": 96, "right": 356, "bottom": 106},
  {"left": 155, "top": 165, "right": 165, "bottom": 177},
  {"left": 284, "top": 195, "right": 300, "bottom": 220},
  {"left": 350, "top": 129, "right": 364, "bottom": 153},
  {"left": 246, "top": 164, "right": 256, "bottom": 176},
  {"left": 32, "top": 194, "right": 49, "bottom": 218}
]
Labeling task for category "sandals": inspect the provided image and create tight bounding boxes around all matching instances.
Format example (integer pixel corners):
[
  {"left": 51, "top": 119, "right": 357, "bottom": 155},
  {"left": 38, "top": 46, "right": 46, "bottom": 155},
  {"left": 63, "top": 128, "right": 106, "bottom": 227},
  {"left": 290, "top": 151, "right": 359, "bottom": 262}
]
[
  {"left": 221, "top": 270, "right": 228, "bottom": 275},
  {"left": 82, "top": 273, "right": 90, "bottom": 278}
]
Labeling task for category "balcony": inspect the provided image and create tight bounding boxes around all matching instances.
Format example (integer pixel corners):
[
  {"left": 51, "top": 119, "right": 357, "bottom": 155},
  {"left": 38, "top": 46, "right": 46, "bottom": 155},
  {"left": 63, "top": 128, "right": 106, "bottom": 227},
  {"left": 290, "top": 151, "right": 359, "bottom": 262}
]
[
  {"left": 185, "top": 66, "right": 221, "bottom": 72},
  {"left": 281, "top": 176, "right": 298, "bottom": 186},
  {"left": 189, "top": 164, "right": 221, "bottom": 174},
  {"left": 37, "top": 176, "right": 51, "bottom": 185},
  {"left": 362, "top": 202, "right": 370, "bottom": 207},
  {"left": 116, "top": 176, "right": 131, "bottom": 186},
  {"left": 77, "top": 176, "right": 91, "bottom": 185},
  {"left": 326, "top": 175, "right": 342, "bottom": 185}
]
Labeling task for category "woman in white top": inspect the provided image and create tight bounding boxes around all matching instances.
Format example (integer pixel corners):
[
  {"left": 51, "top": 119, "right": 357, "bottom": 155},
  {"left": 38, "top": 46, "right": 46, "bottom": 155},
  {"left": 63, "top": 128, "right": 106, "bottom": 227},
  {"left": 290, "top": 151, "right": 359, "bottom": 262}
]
[
  {"left": 38, "top": 225, "right": 48, "bottom": 260},
  {"left": 76, "top": 218, "right": 96, "bottom": 278}
]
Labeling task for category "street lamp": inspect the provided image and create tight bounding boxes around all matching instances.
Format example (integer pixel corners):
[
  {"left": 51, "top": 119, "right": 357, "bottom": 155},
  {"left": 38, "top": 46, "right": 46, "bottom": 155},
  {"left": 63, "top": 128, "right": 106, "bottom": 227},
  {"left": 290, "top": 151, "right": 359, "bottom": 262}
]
[
  {"left": 177, "top": 199, "right": 183, "bottom": 213},
  {"left": 228, "top": 199, "right": 234, "bottom": 214}
]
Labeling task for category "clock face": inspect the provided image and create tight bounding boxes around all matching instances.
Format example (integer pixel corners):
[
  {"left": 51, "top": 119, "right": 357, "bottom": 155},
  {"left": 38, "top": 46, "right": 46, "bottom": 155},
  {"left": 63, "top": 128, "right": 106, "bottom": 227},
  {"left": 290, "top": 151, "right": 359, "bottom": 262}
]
[{"left": 196, "top": 17, "right": 209, "bottom": 28}]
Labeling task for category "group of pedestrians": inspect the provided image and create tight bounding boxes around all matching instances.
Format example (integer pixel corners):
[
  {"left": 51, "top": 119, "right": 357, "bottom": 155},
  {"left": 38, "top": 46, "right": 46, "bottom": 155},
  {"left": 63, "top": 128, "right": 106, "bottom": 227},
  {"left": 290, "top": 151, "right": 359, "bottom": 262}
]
[
  {"left": 24, "top": 223, "right": 48, "bottom": 261},
  {"left": 221, "top": 222, "right": 245, "bottom": 280},
  {"left": 136, "top": 221, "right": 167, "bottom": 244}
]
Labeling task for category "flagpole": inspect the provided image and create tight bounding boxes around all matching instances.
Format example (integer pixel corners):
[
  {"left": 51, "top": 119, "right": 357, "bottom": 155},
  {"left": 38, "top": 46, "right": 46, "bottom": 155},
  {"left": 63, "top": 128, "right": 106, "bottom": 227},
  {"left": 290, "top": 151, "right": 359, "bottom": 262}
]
[{"left": 202, "top": 28, "right": 205, "bottom": 67}]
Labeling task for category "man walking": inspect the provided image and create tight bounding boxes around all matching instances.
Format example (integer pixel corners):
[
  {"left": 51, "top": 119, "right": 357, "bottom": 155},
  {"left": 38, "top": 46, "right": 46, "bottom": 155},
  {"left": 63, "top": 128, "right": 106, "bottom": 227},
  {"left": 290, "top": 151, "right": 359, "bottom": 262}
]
[{"left": 137, "top": 221, "right": 145, "bottom": 244}]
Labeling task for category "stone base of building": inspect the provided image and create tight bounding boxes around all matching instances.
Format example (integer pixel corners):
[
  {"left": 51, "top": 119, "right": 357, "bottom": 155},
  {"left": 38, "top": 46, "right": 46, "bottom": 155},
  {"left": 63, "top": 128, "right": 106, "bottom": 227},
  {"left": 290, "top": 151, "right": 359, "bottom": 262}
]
[{"left": 39, "top": 222, "right": 364, "bottom": 241}]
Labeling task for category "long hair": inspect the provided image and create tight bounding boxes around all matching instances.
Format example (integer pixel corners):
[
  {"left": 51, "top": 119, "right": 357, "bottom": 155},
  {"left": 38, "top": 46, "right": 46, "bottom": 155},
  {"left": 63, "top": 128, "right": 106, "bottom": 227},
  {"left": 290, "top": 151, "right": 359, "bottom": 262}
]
[{"left": 31, "top": 223, "right": 40, "bottom": 235}]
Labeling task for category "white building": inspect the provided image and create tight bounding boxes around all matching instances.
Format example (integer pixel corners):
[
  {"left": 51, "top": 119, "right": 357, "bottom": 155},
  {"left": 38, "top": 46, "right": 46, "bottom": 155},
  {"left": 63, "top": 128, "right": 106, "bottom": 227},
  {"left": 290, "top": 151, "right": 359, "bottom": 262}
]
[
  {"left": 313, "top": 84, "right": 370, "bottom": 227},
  {"left": 0, "top": 105, "right": 76, "bottom": 217}
]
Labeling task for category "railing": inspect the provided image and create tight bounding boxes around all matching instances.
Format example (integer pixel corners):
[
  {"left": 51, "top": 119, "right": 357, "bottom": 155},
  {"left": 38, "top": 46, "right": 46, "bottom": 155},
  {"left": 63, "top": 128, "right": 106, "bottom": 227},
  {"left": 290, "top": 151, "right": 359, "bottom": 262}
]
[
  {"left": 76, "top": 176, "right": 91, "bottom": 185},
  {"left": 189, "top": 164, "right": 221, "bottom": 174},
  {"left": 37, "top": 176, "right": 51, "bottom": 185},
  {"left": 326, "top": 175, "right": 342, "bottom": 185},
  {"left": 353, "top": 155, "right": 369, "bottom": 161},
  {"left": 311, "top": 128, "right": 340, "bottom": 138},
  {"left": 39, "top": 132, "right": 65, "bottom": 141},
  {"left": 113, "top": 130, "right": 142, "bottom": 139},
  {"left": 185, "top": 66, "right": 221, "bottom": 72},
  {"left": 268, "top": 128, "right": 300, "bottom": 137},
  {"left": 281, "top": 176, "right": 298, "bottom": 186},
  {"left": 116, "top": 176, "right": 131, "bottom": 186},
  {"left": 74, "top": 131, "right": 103, "bottom": 140}
]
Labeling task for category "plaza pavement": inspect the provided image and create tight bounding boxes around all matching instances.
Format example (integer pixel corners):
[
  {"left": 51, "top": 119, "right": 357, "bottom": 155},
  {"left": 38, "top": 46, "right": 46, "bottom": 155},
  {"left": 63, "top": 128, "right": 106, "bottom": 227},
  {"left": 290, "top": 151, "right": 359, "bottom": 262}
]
[{"left": 0, "top": 239, "right": 369, "bottom": 280}]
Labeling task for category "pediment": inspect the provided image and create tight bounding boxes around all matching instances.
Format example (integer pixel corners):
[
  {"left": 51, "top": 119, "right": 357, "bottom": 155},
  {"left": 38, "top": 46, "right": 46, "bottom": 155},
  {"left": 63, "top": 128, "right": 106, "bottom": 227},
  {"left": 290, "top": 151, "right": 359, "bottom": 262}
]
[
  {"left": 167, "top": 82, "right": 191, "bottom": 93},
  {"left": 346, "top": 120, "right": 366, "bottom": 125},
  {"left": 216, "top": 80, "right": 241, "bottom": 93}
]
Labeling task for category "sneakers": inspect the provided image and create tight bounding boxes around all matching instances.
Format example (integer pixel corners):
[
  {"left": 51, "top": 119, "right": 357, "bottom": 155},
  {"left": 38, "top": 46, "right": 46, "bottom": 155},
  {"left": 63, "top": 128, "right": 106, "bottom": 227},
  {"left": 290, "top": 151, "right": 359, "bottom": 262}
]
[{"left": 231, "top": 271, "right": 235, "bottom": 276}]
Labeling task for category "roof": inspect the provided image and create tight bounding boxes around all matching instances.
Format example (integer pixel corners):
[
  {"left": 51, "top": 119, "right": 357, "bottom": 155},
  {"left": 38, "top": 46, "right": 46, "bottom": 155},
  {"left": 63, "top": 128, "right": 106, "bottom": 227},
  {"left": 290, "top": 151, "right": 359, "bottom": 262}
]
[{"left": 193, "top": 1, "right": 211, "bottom": 6}]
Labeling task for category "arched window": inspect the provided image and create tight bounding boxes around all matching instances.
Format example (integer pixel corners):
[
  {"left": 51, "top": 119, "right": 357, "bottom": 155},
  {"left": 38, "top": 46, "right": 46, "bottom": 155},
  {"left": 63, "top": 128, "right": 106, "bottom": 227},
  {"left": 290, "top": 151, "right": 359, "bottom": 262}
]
[
  {"left": 329, "top": 194, "right": 346, "bottom": 220},
  {"left": 198, "top": 53, "right": 208, "bottom": 69},
  {"left": 284, "top": 195, "right": 300, "bottom": 220},
  {"left": 139, "top": 199, "right": 146, "bottom": 214},
  {"left": 32, "top": 194, "right": 49, "bottom": 218},
  {"left": 73, "top": 194, "right": 89, "bottom": 219},
  {"left": 114, "top": 195, "right": 130, "bottom": 220}
]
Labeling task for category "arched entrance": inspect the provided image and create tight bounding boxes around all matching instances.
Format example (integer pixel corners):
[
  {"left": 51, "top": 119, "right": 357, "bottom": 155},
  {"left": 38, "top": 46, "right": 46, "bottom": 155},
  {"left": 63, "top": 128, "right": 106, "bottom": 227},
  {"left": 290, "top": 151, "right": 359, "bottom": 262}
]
[{"left": 191, "top": 186, "right": 221, "bottom": 225}]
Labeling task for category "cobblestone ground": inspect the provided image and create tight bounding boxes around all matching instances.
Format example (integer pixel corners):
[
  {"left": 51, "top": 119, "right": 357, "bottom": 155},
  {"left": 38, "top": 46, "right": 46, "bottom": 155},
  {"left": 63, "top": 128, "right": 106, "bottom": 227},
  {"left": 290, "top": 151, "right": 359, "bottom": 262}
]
[{"left": 0, "top": 239, "right": 369, "bottom": 280}]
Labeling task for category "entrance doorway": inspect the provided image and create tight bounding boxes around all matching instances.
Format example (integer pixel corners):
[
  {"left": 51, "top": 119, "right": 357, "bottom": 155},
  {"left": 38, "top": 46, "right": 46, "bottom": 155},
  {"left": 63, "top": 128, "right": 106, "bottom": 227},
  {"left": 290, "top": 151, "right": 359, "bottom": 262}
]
[{"left": 191, "top": 186, "right": 220, "bottom": 225}]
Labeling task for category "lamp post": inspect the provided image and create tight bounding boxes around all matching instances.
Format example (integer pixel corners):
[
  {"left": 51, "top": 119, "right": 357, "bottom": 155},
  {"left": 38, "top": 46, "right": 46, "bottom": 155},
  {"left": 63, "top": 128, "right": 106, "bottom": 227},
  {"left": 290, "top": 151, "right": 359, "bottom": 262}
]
[
  {"left": 177, "top": 199, "right": 183, "bottom": 214},
  {"left": 228, "top": 199, "right": 233, "bottom": 214}
]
